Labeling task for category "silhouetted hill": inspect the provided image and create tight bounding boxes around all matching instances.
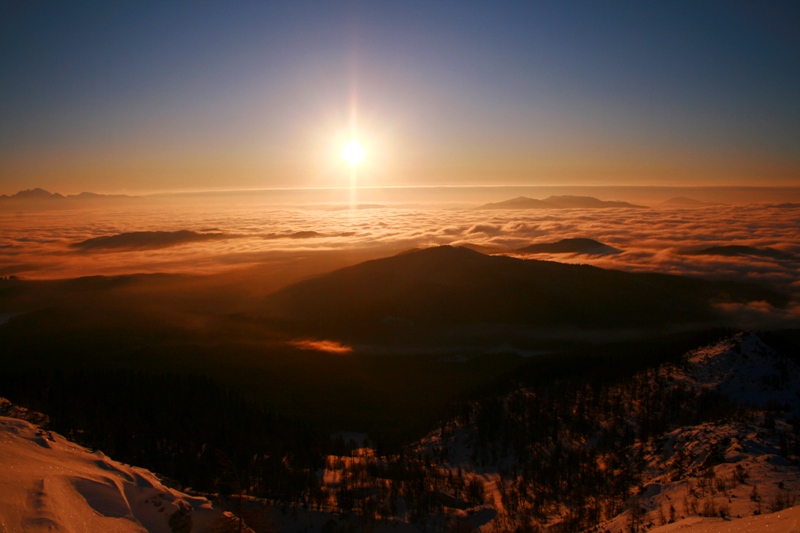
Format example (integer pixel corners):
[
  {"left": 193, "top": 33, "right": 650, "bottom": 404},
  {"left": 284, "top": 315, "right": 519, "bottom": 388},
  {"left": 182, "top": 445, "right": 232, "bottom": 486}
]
[
  {"left": 0, "top": 189, "right": 133, "bottom": 208},
  {"left": 681, "top": 245, "right": 795, "bottom": 261},
  {"left": 542, "top": 195, "right": 644, "bottom": 208},
  {"left": 514, "top": 238, "right": 621, "bottom": 255},
  {"left": 477, "top": 195, "right": 644, "bottom": 209},
  {"left": 0, "top": 188, "right": 64, "bottom": 200},
  {"left": 283, "top": 231, "right": 322, "bottom": 239},
  {"left": 458, "top": 242, "right": 503, "bottom": 254},
  {"left": 476, "top": 196, "right": 553, "bottom": 209},
  {"left": 262, "top": 246, "right": 786, "bottom": 345},
  {"left": 71, "top": 230, "right": 231, "bottom": 251}
]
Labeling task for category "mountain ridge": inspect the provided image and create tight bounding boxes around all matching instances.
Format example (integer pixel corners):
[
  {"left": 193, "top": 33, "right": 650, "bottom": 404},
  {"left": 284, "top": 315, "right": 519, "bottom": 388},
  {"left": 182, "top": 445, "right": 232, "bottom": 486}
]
[
  {"left": 411, "top": 331, "right": 800, "bottom": 532},
  {"left": 261, "top": 246, "right": 788, "bottom": 346},
  {"left": 477, "top": 195, "right": 645, "bottom": 209},
  {"left": 0, "top": 404, "right": 249, "bottom": 532}
]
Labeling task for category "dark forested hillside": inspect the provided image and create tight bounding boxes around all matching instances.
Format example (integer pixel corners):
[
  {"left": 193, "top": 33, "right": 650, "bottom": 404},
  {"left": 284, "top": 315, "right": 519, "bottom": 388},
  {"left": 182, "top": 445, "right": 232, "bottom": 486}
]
[
  {"left": 261, "top": 246, "right": 787, "bottom": 346},
  {"left": 0, "top": 370, "right": 325, "bottom": 502},
  {"left": 1, "top": 331, "right": 798, "bottom": 533}
]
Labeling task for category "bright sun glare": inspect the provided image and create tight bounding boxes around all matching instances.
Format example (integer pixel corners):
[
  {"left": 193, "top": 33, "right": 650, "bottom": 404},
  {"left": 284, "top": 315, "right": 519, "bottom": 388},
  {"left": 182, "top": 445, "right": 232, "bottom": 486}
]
[{"left": 342, "top": 140, "right": 365, "bottom": 166}]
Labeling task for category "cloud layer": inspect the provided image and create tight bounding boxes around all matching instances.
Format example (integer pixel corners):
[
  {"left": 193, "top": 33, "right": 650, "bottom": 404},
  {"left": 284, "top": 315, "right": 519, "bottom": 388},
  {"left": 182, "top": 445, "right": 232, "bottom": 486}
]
[{"left": 2, "top": 203, "right": 798, "bottom": 317}]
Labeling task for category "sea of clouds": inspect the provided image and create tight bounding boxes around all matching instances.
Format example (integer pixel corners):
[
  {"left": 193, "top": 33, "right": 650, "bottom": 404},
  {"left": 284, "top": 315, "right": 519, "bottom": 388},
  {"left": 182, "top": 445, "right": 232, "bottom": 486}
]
[{"left": 2, "top": 202, "right": 798, "bottom": 319}]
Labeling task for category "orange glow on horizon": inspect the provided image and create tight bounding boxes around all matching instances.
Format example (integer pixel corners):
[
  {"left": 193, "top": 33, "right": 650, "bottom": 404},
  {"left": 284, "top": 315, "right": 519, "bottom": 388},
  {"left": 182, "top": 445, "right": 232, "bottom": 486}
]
[{"left": 289, "top": 339, "right": 353, "bottom": 354}]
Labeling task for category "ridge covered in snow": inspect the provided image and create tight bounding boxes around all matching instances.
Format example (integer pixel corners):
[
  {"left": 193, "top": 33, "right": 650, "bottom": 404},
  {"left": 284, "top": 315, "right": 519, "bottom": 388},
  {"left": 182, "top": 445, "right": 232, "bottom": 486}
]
[
  {"left": 406, "top": 332, "right": 800, "bottom": 532},
  {"left": 674, "top": 331, "right": 800, "bottom": 413},
  {"left": 0, "top": 412, "right": 248, "bottom": 533},
  {"left": 2, "top": 332, "right": 798, "bottom": 533},
  {"left": 647, "top": 504, "right": 800, "bottom": 533}
]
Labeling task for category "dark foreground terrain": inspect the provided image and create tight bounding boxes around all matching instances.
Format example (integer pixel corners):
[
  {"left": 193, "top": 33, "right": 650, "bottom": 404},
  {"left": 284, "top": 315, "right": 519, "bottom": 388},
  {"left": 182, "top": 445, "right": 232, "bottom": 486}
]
[{"left": 1, "top": 247, "right": 798, "bottom": 531}]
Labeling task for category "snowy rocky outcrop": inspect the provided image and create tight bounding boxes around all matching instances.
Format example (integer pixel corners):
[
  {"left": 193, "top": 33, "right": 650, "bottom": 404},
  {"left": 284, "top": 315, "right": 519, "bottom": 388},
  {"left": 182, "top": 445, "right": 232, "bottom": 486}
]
[
  {"left": 601, "top": 332, "right": 800, "bottom": 532},
  {"left": 589, "top": 332, "right": 800, "bottom": 533},
  {"left": 0, "top": 396, "right": 49, "bottom": 426},
  {"left": 0, "top": 411, "right": 250, "bottom": 533},
  {"left": 408, "top": 332, "right": 800, "bottom": 533},
  {"left": 674, "top": 331, "right": 800, "bottom": 414},
  {"left": 600, "top": 419, "right": 800, "bottom": 533}
]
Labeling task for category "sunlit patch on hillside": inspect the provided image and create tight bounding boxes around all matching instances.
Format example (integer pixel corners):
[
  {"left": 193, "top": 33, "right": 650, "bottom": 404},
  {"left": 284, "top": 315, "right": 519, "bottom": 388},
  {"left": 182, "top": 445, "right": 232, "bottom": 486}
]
[{"left": 289, "top": 339, "right": 353, "bottom": 354}]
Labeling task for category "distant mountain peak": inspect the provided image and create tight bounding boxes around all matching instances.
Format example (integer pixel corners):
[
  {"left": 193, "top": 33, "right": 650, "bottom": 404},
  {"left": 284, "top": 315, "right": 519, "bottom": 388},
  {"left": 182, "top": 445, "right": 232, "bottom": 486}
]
[
  {"left": 70, "top": 229, "right": 233, "bottom": 251},
  {"left": 542, "top": 194, "right": 599, "bottom": 203},
  {"left": 0, "top": 189, "right": 134, "bottom": 205},
  {"left": 8, "top": 188, "right": 64, "bottom": 199},
  {"left": 475, "top": 196, "right": 552, "bottom": 209},
  {"left": 477, "top": 195, "right": 645, "bottom": 209},
  {"left": 395, "top": 244, "right": 482, "bottom": 257},
  {"left": 514, "top": 237, "right": 621, "bottom": 256}
]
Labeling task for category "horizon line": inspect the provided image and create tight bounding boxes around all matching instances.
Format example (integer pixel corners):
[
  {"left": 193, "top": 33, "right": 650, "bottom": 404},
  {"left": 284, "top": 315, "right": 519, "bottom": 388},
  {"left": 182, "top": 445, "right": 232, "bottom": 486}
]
[{"left": 7, "top": 183, "right": 800, "bottom": 198}]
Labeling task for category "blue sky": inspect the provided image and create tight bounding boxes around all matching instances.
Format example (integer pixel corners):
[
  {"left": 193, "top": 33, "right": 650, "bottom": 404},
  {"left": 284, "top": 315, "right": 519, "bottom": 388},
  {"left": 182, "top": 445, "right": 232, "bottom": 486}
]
[{"left": 1, "top": 1, "right": 798, "bottom": 194}]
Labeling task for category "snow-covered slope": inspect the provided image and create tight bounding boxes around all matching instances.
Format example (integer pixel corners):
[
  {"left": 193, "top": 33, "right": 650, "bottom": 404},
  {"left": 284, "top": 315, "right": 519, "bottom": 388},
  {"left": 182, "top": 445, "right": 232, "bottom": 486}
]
[
  {"left": 648, "top": 505, "right": 800, "bottom": 533},
  {"left": 594, "top": 332, "right": 800, "bottom": 532},
  {"left": 676, "top": 331, "right": 800, "bottom": 413},
  {"left": 408, "top": 332, "right": 800, "bottom": 533},
  {"left": 597, "top": 418, "right": 800, "bottom": 532},
  {"left": 0, "top": 415, "right": 243, "bottom": 533},
  {"left": 593, "top": 332, "right": 800, "bottom": 533}
]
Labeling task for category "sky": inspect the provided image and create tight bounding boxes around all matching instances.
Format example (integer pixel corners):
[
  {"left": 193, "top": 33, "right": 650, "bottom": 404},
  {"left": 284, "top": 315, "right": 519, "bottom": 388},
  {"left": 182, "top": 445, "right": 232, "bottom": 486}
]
[{"left": 1, "top": 1, "right": 799, "bottom": 195}]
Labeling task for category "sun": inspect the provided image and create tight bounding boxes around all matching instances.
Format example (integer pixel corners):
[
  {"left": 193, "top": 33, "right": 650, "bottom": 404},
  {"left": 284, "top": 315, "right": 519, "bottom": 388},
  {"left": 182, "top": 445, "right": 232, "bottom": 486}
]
[{"left": 341, "top": 140, "right": 365, "bottom": 166}]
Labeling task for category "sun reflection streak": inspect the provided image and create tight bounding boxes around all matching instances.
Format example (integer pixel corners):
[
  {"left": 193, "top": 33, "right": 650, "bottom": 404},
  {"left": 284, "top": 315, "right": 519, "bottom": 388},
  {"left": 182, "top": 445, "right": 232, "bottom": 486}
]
[
  {"left": 349, "top": 164, "right": 358, "bottom": 211},
  {"left": 348, "top": 65, "right": 360, "bottom": 213}
]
